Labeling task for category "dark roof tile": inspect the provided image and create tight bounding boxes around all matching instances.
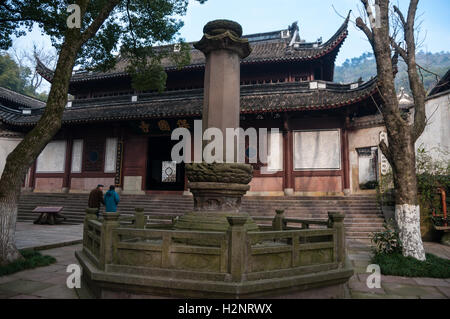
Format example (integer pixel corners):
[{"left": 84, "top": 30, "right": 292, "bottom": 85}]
[
  {"left": 0, "top": 87, "right": 46, "bottom": 109},
  {"left": 0, "top": 78, "right": 378, "bottom": 126},
  {"left": 37, "top": 17, "right": 349, "bottom": 83}
]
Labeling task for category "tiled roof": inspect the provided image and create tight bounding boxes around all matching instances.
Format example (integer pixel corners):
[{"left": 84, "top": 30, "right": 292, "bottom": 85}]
[
  {"left": 0, "top": 77, "right": 378, "bottom": 127},
  {"left": 428, "top": 68, "right": 450, "bottom": 97},
  {"left": 37, "top": 16, "right": 350, "bottom": 84},
  {"left": 0, "top": 87, "right": 46, "bottom": 109}
]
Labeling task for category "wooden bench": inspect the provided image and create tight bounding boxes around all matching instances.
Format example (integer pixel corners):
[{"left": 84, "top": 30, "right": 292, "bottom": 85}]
[{"left": 33, "top": 206, "right": 66, "bottom": 225}]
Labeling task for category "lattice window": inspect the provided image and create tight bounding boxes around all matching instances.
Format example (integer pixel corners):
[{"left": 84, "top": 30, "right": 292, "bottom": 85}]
[{"left": 83, "top": 139, "right": 105, "bottom": 172}]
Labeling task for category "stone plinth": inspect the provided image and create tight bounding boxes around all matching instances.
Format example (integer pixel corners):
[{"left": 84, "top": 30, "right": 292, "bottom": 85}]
[{"left": 175, "top": 163, "right": 258, "bottom": 232}]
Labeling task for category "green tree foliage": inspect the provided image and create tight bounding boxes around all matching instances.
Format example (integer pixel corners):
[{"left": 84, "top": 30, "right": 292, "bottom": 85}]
[
  {"left": 0, "top": 0, "right": 207, "bottom": 266},
  {"left": 0, "top": 52, "right": 47, "bottom": 100},
  {"left": 1, "top": 0, "right": 206, "bottom": 92},
  {"left": 335, "top": 51, "right": 450, "bottom": 93},
  {"left": 0, "top": 52, "right": 29, "bottom": 92}
]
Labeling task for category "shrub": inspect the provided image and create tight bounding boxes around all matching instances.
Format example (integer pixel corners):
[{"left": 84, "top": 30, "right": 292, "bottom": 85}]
[
  {"left": 370, "top": 219, "right": 402, "bottom": 255},
  {"left": 416, "top": 146, "right": 450, "bottom": 215},
  {"left": 371, "top": 252, "right": 450, "bottom": 278},
  {"left": 0, "top": 249, "right": 56, "bottom": 276}
]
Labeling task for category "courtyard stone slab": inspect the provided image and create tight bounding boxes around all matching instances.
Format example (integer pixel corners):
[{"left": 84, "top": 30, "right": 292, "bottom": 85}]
[
  {"left": 348, "top": 280, "right": 385, "bottom": 295},
  {"left": 413, "top": 277, "right": 450, "bottom": 288},
  {"left": 41, "top": 274, "right": 70, "bottom": 286},
  {"left": 348, "top": 254, "right": 372, "bottom": 261},
  {"left": 32, "top": 284, "right": 78, "bottom": 299},
  {"left": 35, "top": 264, "right": 68, "bottom": 273},
  {"left": 382, "top": 283, "right": 445, "bottom": 298},
  {"left": 14, "top": 269, "right": 63, "bottom": 282},
  {"left": 0, "top": 279, "right": 53, "bottom": 294},
  {"left": 352, "top": 260, "right": 371, "bottom": 268},
  {"left": 351, "top": 292, "right": 418, "bottom": 299},
  {"left": 15, "top": 222, "right": 82, "bottom": 250},
  {"left": 9, "top": 294, "right": 43, "bottom": 299},
  {"left": 380, "top": 275, "right": 417, "bottom": 285},
  {"left": 424, "top": 242, "right": 450, "bottom": 259},
  {"left": 0, "top": 290, "right": 19, "bottom": 298},
  {"left": 0, "top": 274, "right": 20, "bottom": 285},
  {"left": 436, "top": 287, "right": 450, "bottom": 298}
]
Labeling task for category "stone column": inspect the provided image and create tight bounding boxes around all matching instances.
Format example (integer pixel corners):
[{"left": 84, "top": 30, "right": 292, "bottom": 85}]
[
  {"left": 99, "top": 212, "right": 120, "bottom": 270},
  {"left": 195, "top": 21, "right": 250, "bottom": 159},
  {"left": 83, "top": 208, "right": 98, "bottom": 249},
  {"left": 175, "top": 20, "right": 258, "bottom": 233},
  {"left": 272, "top": 210, "right": 285, "bottom": 231},
  {"left": 227, "top": 216, "right": 248, "bottom": 282},
  {"left": 134, "top": 208, "right": 146, "bottom": 229},
  {"left": 328, "top": 212, "right": 346, "bottom": 267}
]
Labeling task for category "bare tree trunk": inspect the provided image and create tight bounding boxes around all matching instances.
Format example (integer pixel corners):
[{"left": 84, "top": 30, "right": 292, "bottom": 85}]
[
  {"left": 0, "top": 0, "right": 120, "bottom": 265},
  {"left": 0, "top": 34, "right": 80, "bottom": 265},
  {"left": 0, "top": 196, "right": 22, "bottom": 265},
  {"left": 356, "top": 0, "right": 427, "bottom": 261},
  {"left": 389, "top": 133, "right": 426, "bottom": 260}
]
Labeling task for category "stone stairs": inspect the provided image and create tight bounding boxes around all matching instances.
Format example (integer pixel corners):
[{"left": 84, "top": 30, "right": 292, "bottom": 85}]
[{"left": 17, "top": 193, "right": 385, "bottom": 241}]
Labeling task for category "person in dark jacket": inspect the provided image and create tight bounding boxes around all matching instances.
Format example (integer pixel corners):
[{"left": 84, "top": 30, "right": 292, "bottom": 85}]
[
  {"left": 88, "top": 184, "right": 105, "bottom": 217},
  {"left": 104, "top": 185, "right": 120, "bottom": 213}
]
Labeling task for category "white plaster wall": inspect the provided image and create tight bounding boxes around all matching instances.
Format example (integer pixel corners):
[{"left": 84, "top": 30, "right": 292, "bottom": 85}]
[
  {"left": 71, "top": 139, "right": 83, "bottom": 173},
  {"left": 104, "top": 138, "right": 118, "bottom": 173},
  {"left": 0, "top": 137, "right": 21, "bottom": 176},
  {"left": 267, "top": 132, "right": 283, "bottom": 171},
  {"left": 36, "top": 140, "right": 67, "bottom": 173},
  {"left": 416, "top": 93, "right": 450, "bottom": 160},
  {"left": 293, "top": 130, "right": 341, "bottom": 170},
  {"left": 348, "top": 126, "right": 385, "bottom": 193},
  {"left": 359, "top": 154, "right": 377, "bottom": 184}
]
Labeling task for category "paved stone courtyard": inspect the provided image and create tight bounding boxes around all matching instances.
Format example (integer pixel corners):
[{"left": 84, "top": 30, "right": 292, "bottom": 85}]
[
  {"left": 346, "top": 241, "right": 450, "bottom": 299},
  {"left": 15, "top": 222, "right": 82, "bottom": 250},
  {"left": 0, "top": 245, "right": 79, "bottom": 299},
  {"left": 0, "top": 222, "right": 448, "bottom": 299}
]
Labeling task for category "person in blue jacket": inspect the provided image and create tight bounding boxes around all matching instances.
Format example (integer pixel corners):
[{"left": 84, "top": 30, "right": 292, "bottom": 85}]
[{"left": 104, "top": 185, "right": 120, "bottom": 212}]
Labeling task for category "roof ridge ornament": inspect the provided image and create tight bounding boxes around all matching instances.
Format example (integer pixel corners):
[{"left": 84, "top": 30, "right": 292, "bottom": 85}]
[{"left": 288, "top": 21, "right": 301, "bottom": 47}]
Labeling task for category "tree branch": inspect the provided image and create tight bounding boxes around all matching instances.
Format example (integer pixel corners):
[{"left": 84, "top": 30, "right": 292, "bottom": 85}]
[
  {"left": 360, "top": 0, "right": 376, "bottom": 29},
  {"left": 79, "top": 0, "right": 121, "bottom": 45},
  {"left": 400, "top": 0, "right": 427, "bottom": 141},
  {"left": 393, "top": 5, "right": 407, "bottom": 29},
  {"left": 390, "top": 38, "right": 407, "bottom": 61},
  {"left": 356, "top": 17, "right": 373, "bottom": 44}
]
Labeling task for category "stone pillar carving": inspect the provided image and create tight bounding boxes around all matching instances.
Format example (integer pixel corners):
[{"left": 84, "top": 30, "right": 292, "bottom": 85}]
[{"left": 175, "top": 20, "right": 258, "bottom": 233}]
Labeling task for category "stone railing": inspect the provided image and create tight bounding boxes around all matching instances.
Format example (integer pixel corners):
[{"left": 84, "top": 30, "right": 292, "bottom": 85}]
[{"left": 81, "top": 208, "right": 347, "bottom": 276}]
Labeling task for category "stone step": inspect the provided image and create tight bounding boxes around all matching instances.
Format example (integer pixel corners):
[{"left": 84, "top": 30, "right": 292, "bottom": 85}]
[
  {"left": 17, "top": 193, "right": 385, "bottom": 240},
  {"left": 18, "top": 200, "right": 381, "bottom": 206},
  {"left": 18, "top": 203, "right": 382, "bottom": 211}
]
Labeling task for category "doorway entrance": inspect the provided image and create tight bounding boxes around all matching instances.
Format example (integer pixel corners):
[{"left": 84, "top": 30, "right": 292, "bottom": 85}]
[{"left": 146, "top": 136, "right": 185, "bottom": 191}]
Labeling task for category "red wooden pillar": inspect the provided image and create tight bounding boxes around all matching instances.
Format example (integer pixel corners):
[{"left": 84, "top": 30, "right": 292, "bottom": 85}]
[
  {"left": 63, "top": 138, "right": 73, "bottom": 193},
  {"left": 283, "top": 116, "right": 294, "bottom": 196},
  {"left": 122, "top": 135, "right": 148, "bottom": 194},
  {"left": 116, "top": 127, "right": 126, "bottom": 190},
  {"left": 342, "top": 117, "right": 350, "bottom": 195}
]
